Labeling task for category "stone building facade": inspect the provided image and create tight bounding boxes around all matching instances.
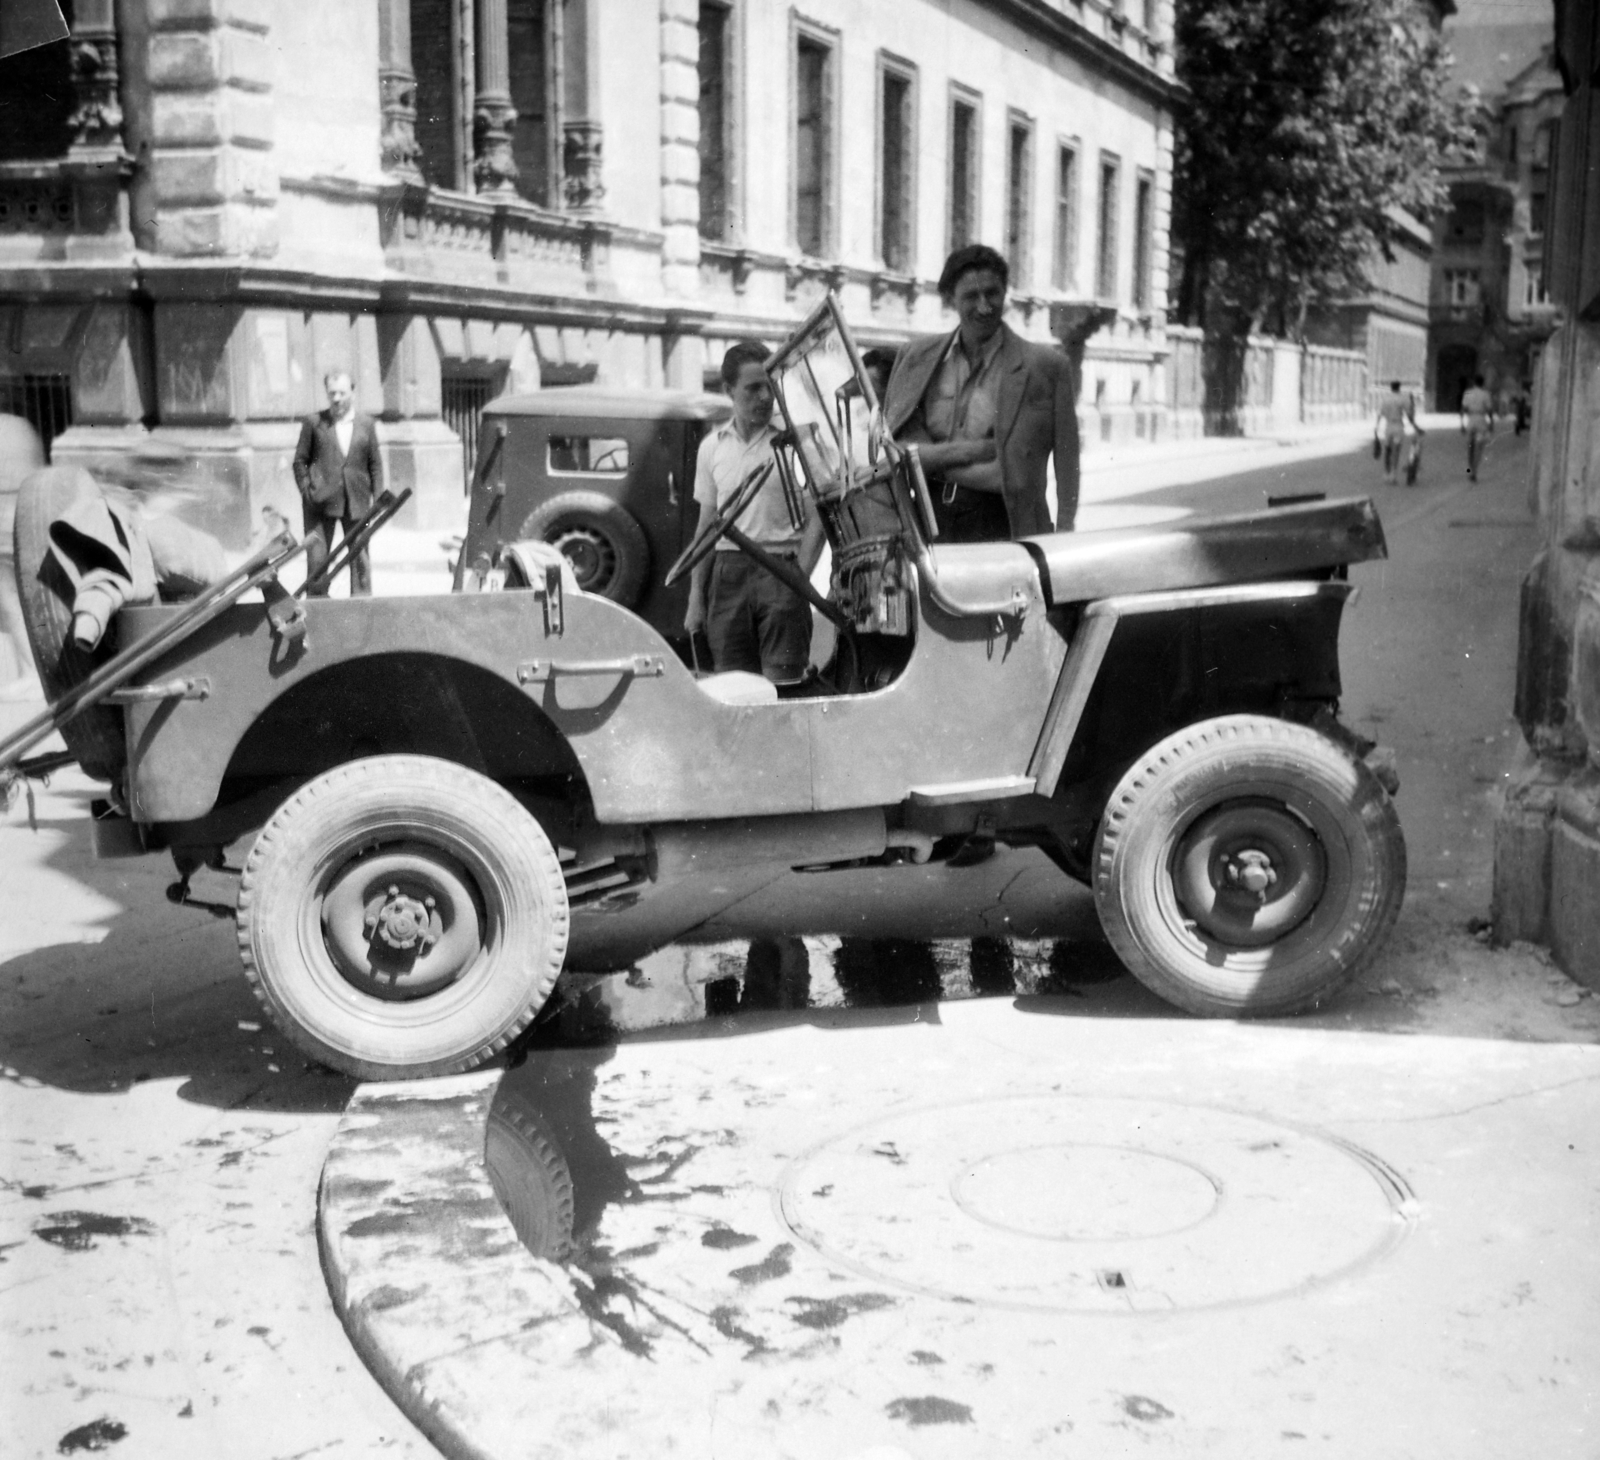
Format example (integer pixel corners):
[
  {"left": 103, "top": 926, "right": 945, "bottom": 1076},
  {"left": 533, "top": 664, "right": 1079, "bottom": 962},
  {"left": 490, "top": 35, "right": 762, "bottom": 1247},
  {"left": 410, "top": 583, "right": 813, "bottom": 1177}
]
[
  {"left": 1493, "top": 0, "right": 1600, "bottom": 979},
  {"left": 0, "top": 0, "right": 1179, "bottom": 542},
  {"left": 1426, "top": 44, "right": 1563, "bottom": 413}
]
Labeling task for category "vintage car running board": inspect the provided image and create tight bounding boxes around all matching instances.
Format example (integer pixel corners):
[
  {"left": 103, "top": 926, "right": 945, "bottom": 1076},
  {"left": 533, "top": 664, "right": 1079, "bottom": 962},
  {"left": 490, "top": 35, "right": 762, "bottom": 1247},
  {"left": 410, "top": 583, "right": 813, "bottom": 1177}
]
[{"left": 1027, "top": 580, "right": 1358, "bottom": 795}]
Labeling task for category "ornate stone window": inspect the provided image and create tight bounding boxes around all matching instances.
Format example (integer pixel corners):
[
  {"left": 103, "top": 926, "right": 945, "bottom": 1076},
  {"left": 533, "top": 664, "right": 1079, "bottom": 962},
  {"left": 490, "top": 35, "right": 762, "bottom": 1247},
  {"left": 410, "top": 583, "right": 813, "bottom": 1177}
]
[{"left": 381, "top": 0, "right": 602, "bottom": 212}]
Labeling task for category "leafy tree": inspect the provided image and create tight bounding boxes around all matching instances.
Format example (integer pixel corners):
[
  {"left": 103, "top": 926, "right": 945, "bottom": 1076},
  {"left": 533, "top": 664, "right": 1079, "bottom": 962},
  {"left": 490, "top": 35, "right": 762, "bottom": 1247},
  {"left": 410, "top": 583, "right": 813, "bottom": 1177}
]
[{"left": 1172, "top": 0, "right": 1481, "bottom": 425}]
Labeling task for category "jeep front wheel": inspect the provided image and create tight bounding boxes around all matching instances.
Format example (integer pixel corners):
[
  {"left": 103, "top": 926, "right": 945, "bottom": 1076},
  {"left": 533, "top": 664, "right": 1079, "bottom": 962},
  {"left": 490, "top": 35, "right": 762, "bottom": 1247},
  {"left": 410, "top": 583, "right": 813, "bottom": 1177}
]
[
  {"left": 1093, "top": 715, "right": 1405, "bottom": 1018},
  {"left": 236, "top": 755, "right": 569, "bottom": 1080}
]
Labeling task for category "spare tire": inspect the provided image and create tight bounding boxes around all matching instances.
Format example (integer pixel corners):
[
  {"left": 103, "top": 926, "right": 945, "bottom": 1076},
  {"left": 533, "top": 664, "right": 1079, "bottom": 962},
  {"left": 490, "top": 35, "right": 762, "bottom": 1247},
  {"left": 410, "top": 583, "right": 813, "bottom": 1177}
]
[
  {"left": 11, "top": 465, "right": 126, "bottom": 781},
  {"left": 518, "top": 491, "right": 649, "bottom": 607}
]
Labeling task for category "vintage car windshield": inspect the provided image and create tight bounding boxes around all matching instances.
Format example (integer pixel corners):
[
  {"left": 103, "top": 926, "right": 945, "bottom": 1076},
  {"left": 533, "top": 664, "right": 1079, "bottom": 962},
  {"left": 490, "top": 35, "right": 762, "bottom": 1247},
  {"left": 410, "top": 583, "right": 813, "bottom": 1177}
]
[{"left": 766, "top": 296, "right": 878, "bottom": 498}]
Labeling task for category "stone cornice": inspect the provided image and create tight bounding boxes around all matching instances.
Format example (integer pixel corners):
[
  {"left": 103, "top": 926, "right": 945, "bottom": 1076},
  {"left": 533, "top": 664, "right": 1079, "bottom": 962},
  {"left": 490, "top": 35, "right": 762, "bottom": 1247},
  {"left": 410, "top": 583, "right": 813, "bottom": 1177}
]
[{"left": 979, "top": 0, "right": 1187, "bottom": 112}]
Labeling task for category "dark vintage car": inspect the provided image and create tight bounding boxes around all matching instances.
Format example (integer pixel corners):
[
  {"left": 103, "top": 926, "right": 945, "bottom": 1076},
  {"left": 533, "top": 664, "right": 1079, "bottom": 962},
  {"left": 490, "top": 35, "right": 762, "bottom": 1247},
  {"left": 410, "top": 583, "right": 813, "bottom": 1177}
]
[
  {"left": 2, "top": 296, "right": 1405, "bottom": 1082},
  {"left": 454, "top": 386, "right": 732, "bottom": 651}
]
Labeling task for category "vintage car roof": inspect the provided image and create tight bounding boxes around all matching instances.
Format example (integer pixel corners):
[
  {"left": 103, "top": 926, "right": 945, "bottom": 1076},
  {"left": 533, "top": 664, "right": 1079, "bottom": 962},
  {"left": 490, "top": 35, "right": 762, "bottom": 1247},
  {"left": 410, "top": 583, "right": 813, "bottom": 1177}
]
[
  {"left": 1023, "top": 496, "right": 1388, "bottom": 605},
  {"left": 484, "top": 387, "right": 733, "bottom": 422}
]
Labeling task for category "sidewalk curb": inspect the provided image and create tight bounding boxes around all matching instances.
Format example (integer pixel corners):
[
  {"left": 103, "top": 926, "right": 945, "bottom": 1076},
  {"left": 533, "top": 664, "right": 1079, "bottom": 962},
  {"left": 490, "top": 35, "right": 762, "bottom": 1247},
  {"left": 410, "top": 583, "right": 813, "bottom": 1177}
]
[{"left": 318, "top": 1069, "right": 557, "bottom": 1460}]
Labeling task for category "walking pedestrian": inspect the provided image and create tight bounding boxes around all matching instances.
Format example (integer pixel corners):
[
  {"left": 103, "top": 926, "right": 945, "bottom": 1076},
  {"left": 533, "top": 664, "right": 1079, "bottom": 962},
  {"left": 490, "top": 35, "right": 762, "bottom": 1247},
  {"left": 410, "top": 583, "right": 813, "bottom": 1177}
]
[
  {"left": 1460, "top": 374, "right": 1495, "bottom": 481},
  {"left": 1374, "top": 381, "right": 1414, "bottom": 485},
  {"left": 292, "top": 371, "right": 382, "bottom": 596},
  {"left": 683, "top": 341, "right": 825, "bottom": 685}
]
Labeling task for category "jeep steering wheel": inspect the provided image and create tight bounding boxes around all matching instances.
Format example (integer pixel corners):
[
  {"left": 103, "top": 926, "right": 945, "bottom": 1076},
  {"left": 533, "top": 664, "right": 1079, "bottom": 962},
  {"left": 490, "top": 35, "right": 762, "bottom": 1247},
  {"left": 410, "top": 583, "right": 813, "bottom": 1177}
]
[{"left": 663, "top": 459, "right": 774, "bottom": 588}]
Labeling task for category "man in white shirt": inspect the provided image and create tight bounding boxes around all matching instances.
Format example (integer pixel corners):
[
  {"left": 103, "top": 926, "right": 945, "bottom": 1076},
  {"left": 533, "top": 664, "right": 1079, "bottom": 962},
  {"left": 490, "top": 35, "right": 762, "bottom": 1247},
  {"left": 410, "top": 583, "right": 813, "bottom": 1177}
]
[
  {"left": 292, "top": 371, "right": 382, "bottom": 596},
  {"left": 684, "top": 342, "right": 824, "bottom": 683},
  {"left": 1459, "top": 374, "right": 1496, "bottom": 481}
]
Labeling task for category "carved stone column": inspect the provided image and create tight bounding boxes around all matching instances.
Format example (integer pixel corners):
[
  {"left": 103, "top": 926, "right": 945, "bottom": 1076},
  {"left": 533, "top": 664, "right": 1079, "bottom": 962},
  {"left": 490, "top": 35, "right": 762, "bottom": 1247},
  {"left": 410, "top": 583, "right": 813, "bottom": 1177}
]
[
  {"left": 377, "top": 0, "right": 422, "bottom": 180},
  {"left": 561, "top": 0, "right": 604, "bottom": 212},
  {"left": 65, "top": 0, "right": 122, "bottom": 155},
  {"left": 473, "top": 0, "right": 518, "bottom": 195}
]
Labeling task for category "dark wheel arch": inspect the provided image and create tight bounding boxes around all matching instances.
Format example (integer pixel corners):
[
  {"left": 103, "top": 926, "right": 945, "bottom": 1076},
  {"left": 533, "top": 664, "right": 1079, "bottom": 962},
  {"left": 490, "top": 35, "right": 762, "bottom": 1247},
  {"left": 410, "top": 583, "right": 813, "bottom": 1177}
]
[{"left": 519, "top": 491, "right": 650, "bottom": 607}]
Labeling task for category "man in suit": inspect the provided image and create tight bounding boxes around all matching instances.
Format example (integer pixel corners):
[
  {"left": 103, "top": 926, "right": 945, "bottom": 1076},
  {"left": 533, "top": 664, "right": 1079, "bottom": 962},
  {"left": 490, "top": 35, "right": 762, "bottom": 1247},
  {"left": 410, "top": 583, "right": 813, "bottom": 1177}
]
[
  {"left": 883, "top": 243, "right": 1079, "bottom": 541},
  {"left": 293, "top": 371, "right": 381, "bottom": 596}
]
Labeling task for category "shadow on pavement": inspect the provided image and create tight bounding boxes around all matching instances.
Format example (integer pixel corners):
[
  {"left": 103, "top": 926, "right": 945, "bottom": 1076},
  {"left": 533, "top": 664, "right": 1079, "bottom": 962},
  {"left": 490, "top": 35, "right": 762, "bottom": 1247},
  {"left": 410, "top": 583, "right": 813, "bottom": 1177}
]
[{"left": 1, "top": 784, "right": 358, "bottom": 1112}]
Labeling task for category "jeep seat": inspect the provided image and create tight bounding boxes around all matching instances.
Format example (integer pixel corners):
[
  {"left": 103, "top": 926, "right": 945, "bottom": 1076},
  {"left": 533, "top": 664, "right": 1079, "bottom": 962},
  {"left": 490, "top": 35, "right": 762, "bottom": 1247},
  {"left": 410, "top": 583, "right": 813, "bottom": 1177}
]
[{"left": 694, "top": 670, "right": 778, "bottom": 706}]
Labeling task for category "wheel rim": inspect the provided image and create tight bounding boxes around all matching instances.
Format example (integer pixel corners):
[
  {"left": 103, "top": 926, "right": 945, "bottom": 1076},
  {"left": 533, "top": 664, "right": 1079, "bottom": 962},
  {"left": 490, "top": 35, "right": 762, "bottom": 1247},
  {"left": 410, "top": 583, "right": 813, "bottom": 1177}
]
[
  {"left": 319, "top": 841, "right": 487, "bottom": 1001},
  {"left": 548, "top": 524, "right": 616, "bottom": 592},
  {"left": 1170, "top": 798, "right": 1327, "bottom": 950}
]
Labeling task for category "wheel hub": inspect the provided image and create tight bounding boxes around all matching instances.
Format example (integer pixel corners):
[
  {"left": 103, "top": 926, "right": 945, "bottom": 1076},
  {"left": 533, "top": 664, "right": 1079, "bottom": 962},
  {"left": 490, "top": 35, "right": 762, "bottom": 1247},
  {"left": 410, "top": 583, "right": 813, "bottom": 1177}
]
[
  {"left": 1222, "top": 849, "right": 1278, "bottom": 897},
  {"left": 320, "top": 844, "right": 484, "bottom": 1001},
  {"left": 550, "top": 526, "right": 614, "bottom": 592},
  {"left": 1172, "top": 799, "right": 1327, "bottom": 949},
  {"left": 365, "top": 885, "right": 442, "bottom": 952}
]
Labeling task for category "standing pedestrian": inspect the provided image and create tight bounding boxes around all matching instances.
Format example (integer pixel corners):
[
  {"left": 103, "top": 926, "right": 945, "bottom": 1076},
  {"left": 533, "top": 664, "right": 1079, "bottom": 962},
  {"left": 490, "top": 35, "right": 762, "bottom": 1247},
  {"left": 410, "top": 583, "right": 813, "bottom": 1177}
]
[
  {"left": 1460, "top": 374, "right": 1495, "bottom": 481},
  {"left": 684, "top": 342, "right": 825, "bottom": 685},
  {"left": 292, "top": 371, "right": 382, "bottom": 597},
  {"left": 1373, "top": 381, "right": 1414, "bottom": 485},
  {"left": 883, "top": 243, "right": 1080, "bottom": 540}
]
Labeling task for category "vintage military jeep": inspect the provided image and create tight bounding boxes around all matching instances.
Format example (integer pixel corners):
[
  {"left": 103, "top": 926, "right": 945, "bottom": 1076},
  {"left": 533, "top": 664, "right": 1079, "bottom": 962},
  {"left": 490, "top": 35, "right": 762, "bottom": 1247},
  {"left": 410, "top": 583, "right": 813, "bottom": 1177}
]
[
  {"left": 3, "top": 297, "right": 1404, "bottom": 1081},
  {"left": 454, "top": 386, "right": 731, "bottom": 652}
]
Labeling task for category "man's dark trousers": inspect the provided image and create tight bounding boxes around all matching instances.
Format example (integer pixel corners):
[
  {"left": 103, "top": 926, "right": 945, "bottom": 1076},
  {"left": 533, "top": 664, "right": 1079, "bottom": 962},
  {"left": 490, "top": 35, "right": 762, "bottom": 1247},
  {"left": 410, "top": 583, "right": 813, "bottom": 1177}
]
[
  {"left": 706, "top": 552, "right": 811, "bottom": 682},
  {"left": 292, "top": 409, "right": 381, "bottom": 596}
]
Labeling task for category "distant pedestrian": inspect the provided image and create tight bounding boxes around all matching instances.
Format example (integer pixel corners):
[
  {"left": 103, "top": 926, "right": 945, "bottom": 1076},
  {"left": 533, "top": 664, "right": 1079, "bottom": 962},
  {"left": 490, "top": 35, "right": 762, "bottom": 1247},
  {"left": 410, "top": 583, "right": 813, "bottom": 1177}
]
[
  {"left": 293, "top": 371, "right": 382, "bottom": 596},
  {"left": 1513, "top": 381, "right": 1532, "bottom": 436},
  {"left": 1460, "top": 374, "right": 1495, "bottom": 481},
  {"left": 1374, "top": 381, "right": 1415, "bottom": 485}
]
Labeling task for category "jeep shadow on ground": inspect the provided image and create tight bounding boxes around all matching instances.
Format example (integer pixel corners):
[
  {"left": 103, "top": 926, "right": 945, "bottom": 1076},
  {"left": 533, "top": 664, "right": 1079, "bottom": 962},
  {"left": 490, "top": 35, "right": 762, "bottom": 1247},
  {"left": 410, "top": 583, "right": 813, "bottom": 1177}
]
[{"left": 1, "top": 781, "right": 358, "bottom": 1113}]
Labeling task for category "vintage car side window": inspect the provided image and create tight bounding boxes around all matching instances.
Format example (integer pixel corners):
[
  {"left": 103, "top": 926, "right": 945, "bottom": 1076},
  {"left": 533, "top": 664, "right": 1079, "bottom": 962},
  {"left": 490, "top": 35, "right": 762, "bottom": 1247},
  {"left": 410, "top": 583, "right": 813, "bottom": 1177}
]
[{"left": 548, "top": 436, "right": 631, "bottom": 475}]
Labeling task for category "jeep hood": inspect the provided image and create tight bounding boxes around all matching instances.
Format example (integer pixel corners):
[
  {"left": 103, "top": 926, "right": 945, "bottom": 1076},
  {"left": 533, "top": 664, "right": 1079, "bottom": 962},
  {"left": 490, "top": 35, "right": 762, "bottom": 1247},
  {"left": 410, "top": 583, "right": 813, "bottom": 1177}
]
[{"left": 1022, "top": 496, "right": 1387, "bottom": 606}]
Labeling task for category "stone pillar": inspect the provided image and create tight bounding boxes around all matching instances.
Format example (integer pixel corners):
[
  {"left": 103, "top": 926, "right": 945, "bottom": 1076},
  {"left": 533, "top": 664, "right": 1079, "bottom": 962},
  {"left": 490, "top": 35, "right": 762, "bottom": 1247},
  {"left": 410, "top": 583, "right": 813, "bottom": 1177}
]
[
  {"left": 659, "top": 0, "right": 700, "bottom": 296},
  {"left": 561, "top": 0, "right": 604, "bottom": 212},
  {"left": 378, "top": 0, "right": 423, "bottom": 181},
  {"left": 58, "top": 0, "right": 133, "bottom": 255},
  {"left": 472, "top": 0, "right": 518, "bottom": 195},
  {"left": 1493, "top": 0, "right": 1600, "bottom": 981},
  {"left": 146, "top": 0, "right": 277, "bottom": 256}
]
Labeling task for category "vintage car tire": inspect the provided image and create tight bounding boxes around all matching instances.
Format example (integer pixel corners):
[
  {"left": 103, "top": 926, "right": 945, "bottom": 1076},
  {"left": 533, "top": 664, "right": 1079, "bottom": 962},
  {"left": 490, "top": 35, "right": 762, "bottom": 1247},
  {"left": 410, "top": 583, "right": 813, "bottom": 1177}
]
[
  {"left": 11, "top": 465, "right": 126, "bottom": 781},
  {"left": 236, "top": 754, "right": 570, "bottom": 1081},
  {"left": 1093, "top": 715, "right": 1405, "bottom": 1019},
  {"left": 519, "top": 492, "right": 650, "bottom": 606},
  {"left": 485, "top": 1093, "right": 576, "bottom": 1260}
]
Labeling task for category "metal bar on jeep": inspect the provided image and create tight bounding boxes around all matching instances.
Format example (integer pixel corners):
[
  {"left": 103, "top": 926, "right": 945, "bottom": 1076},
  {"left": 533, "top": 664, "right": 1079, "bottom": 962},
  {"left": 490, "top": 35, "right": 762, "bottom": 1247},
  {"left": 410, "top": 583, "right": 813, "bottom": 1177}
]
[
  {"left": 517, "top": 654, "right": 668, "bottom": 684},
  {"left": 0, "top": 530, "right": 307, "bottom": 778}
]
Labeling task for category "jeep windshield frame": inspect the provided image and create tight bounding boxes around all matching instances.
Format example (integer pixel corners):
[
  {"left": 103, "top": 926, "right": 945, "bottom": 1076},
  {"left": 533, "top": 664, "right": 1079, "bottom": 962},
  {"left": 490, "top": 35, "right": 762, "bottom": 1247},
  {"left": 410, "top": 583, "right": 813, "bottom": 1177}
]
[{"left": 764, "top": 294, "right": 881, "bottom": 504}]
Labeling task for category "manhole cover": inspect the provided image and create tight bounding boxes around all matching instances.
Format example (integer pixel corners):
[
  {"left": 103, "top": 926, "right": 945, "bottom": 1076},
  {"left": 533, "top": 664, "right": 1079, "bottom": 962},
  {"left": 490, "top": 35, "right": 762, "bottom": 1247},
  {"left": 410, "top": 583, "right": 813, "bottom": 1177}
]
[{"left": 777, "top": 1095, "right": 1414, "bottom": 1313}]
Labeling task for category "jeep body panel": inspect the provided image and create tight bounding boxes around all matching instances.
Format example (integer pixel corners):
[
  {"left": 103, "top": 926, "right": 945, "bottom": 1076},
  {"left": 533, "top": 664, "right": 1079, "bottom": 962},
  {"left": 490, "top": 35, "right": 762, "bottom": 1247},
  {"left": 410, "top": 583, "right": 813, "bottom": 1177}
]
[{"left": 120, "top": 539, "right": 1059, "bottom": 827}]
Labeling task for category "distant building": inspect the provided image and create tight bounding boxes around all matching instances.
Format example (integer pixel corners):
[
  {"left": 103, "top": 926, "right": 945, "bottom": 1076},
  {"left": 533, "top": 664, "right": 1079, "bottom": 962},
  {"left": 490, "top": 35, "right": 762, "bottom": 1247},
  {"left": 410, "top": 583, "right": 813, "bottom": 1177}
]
[
  {"left": 0, "top": 0, "right": 1179, "bottom": 540},
  {"left": 1426, "top": 43, "right": 1563, "bottom": 412}
]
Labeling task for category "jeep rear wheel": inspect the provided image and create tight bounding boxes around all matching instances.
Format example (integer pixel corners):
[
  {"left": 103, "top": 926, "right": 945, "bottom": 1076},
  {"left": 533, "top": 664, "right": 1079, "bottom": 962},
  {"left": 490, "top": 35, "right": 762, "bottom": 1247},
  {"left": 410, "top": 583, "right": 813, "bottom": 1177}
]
[
  {"left": 237, "top": 755, "right": 569, "bottom": 1080},
  {"left": 1093, "top": 715, "right": 1405, "bottom": 1018}
]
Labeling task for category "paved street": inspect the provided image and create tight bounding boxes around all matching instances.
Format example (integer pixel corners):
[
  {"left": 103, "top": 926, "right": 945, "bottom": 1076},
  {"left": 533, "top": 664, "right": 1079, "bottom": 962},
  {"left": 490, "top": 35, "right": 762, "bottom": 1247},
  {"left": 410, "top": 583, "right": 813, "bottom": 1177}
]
[{"left": 3, "top": 425, "right": 1597, "bottom": 1459}]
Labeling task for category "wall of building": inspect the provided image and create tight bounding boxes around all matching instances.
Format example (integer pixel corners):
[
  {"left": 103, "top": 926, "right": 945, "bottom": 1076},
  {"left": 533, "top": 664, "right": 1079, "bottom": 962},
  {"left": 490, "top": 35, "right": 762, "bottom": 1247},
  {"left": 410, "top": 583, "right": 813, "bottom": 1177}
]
[{"left": 0, "top": 0, "right": 1180, "bottom": 534}]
